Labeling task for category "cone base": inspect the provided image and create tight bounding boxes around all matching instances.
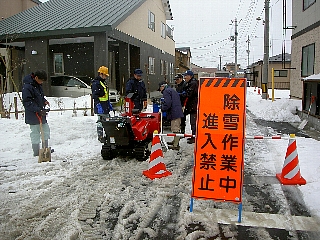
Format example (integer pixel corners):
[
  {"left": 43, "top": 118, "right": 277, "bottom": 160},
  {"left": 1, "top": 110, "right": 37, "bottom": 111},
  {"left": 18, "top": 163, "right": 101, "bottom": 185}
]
[
  {"left": 276, "top": 173, "right": 306, "bottom": 185},
  {"left": 143, "top": 169, "right": 172, "bottom": 180}
]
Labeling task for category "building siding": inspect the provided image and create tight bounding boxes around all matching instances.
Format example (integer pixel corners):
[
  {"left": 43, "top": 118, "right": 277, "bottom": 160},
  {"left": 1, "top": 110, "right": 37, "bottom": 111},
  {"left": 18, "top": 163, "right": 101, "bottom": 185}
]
[{"left": 116, "top": 0, "right": 175, "bottom": 55}]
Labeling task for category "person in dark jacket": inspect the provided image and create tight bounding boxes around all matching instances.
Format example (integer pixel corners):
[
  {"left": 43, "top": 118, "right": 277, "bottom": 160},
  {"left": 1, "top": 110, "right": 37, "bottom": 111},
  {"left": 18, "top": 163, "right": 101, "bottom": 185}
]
[
  {"left": 125, "top": 69, "right": 147, "bottom": 111},
  {"left": 91, "top": 65, "right": 113, "bottom": 142},
  {"left": 22, "top": 70, "right": 51, "bottom": 156},
  {"left": 159, "top": 81, "right": 184, "bottom": 150},
  {"left": 174, "top": 74, "right": 187, "bottom": 133},
  {"left": 182, "top": 70, "right": 199, "bottom": 144}
]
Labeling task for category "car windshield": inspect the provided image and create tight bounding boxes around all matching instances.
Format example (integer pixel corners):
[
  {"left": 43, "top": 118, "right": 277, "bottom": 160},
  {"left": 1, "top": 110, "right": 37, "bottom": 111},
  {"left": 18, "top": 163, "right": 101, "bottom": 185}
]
[{"left": 76, "top": 76, "right": 92, "bottom": 85}]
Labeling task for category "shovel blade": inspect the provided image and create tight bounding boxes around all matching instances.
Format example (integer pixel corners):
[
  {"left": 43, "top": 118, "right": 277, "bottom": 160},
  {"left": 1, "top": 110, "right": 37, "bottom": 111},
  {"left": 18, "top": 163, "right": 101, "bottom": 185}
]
[
  {"left": 298, "top": 119, "right": 308, "bottom": 130},
  {"left": 38, "top": 147, "right": 51, "bottom": 163}
]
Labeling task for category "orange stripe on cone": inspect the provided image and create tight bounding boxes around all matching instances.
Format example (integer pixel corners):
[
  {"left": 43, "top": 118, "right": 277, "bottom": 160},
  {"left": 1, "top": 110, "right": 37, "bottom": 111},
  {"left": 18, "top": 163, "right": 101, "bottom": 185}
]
[
  {"left": 143, "top": 131, "right": 172, "bottom": 180},
  {"left": 276, "top": 134, "right": 306, "bottom": 185}
]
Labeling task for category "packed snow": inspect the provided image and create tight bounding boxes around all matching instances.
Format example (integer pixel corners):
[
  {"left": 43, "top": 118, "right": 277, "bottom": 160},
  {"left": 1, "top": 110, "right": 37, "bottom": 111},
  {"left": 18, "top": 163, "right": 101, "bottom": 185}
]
[{"left": 0, "top": 87, "right": 319, "bottom": 239}]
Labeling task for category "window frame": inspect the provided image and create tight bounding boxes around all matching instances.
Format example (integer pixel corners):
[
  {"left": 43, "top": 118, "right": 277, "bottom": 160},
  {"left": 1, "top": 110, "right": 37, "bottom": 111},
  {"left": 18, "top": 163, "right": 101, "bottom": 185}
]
[
  {"left": 274, "top": 70, "right": 288, "bottom": 77},
  {"left": 301, "top": 43, "right": 315, "bottom": 77},
  {"left": 303, "top": 0, "right": 316, "bottom": 10},
  {"left": 148, "top": 10, "right": 155, "bottom": 32},
  {"left": 148, "top": 56, "right": 155, "bottom": 74},
  {"left": 161, "top": 22, "right": 166, "bottom": 39},
  {"left": 54, "top": 53, "right": 64, "bottom": 75}
]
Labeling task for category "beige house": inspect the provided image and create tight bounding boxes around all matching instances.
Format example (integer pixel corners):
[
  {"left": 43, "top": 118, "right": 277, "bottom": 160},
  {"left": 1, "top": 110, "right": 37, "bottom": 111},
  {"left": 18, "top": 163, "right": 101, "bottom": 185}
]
[
  {"left": 0, "top": 0, "right": 40, "bottom": 20},
  {"left": 247, "top": 53, "right": 291, "bottom": 90},
  {"left": 0, "top": 0, "right": 175, "bottom": 96}
]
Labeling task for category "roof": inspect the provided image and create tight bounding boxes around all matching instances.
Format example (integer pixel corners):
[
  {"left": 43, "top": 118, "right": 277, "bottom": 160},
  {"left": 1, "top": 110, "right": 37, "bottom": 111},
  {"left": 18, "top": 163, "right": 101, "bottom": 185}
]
[
  {"left": 269, "top": 53, "right": 291, "bottom": 62},
  {"left": 302, "top": 73, "right": 320, "bottom": 81},
  {"left": 0, "top": 0, "right": 172, "bottom": 40}
]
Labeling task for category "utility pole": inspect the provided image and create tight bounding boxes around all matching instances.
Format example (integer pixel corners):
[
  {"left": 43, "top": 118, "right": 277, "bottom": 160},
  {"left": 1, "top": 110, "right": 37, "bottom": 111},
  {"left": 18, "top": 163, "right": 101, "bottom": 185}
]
[
  {"left": 219, "top": 55, "right": 222, "bottom": 70},
  {"left": 262, "top": 0, "right": 269, "bottom": 100},
  {"left": 234, "top": 18, "right": 238, "bottom": 77},
  {"left": 246, "top": 35, "right": 250, "bottom": 67}
]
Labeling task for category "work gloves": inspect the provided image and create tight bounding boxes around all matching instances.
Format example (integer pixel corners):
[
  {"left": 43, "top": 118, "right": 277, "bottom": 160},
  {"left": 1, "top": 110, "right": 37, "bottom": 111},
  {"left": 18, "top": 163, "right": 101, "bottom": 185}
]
[
  {"left": 39, "top": 109, "right": 50, "bottom": 116},
  {"left": 96, "top": 103, "right": 104, "bottom": 114},
  {"left": 108, "top": 101, "right": 114, "bottom": 111}
]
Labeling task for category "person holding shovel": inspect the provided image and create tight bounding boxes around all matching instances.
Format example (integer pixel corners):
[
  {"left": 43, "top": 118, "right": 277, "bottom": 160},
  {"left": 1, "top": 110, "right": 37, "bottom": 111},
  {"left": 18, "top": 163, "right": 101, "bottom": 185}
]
[{"left": 22, "top": 70, "right": 51, "bottom": 157}]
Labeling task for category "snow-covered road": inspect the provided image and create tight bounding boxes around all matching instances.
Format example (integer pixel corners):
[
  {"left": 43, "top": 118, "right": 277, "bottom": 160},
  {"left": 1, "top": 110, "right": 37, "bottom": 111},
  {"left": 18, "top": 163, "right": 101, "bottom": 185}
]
[{"left": 1, "top": 89, "right": 320, "bottom": 239}]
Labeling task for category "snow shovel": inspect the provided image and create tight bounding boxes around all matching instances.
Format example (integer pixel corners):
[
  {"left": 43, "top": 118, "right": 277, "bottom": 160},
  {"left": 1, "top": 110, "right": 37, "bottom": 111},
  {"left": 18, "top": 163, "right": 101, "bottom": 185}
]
[
  {"left": 36, "top": 113, "right": 51, "bottom": 163},
  {"left": 298, "top": 97, "right": 315, "bottom": 130}
]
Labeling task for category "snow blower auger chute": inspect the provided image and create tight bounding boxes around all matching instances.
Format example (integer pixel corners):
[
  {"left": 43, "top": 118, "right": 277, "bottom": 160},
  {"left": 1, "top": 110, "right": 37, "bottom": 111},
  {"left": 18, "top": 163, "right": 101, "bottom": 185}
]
[{"left": 98, "top": 93, "right": 161, "bottom": 161}]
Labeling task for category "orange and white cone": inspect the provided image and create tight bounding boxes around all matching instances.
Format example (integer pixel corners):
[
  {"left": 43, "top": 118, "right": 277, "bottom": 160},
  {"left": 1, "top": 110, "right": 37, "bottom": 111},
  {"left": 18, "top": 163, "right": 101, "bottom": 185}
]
[
  {"left": 143, "top": 131, "right": 172, "bottom": 180},
  {"left": 276, "top": 134, "right": 306, "bottom": 185}
]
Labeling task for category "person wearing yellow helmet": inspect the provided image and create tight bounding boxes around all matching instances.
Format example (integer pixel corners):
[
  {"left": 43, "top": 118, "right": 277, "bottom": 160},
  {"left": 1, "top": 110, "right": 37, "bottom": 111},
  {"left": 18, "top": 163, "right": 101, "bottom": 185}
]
[{"left": 92, "top": 65, "right": 113, "bottom": 142}]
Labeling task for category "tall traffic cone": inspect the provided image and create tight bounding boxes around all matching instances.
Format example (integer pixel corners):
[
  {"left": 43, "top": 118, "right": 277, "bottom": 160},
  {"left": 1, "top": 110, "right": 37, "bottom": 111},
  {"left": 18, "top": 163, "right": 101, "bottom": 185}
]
[
  {"left": 276, "top": 134, "right": 306, "bottom": 185},
  {"left": 143, "top": 131, "right": 172, "bottom": 180}
]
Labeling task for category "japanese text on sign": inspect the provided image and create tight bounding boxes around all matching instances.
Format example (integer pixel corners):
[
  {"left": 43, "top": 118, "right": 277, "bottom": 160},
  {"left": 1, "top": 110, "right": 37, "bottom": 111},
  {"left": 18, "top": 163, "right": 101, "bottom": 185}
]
[{"left": 192, "top": 78, "right": 246, "bottom": 203}]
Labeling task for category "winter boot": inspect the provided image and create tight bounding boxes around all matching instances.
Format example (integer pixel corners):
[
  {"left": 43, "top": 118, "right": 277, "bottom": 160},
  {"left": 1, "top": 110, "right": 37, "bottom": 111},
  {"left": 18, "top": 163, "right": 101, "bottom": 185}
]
[
  {"left": 32, "top": 144, "right": 39, "bottom": 157},
  {"left": 167, "top": 140, "right": 174, "bottom": 145},
  {"left": 187, "top": 137, "right": 195, "bottom": 144},
  {"left": 168, "top": 136, "right": 180, "bottom": 150}
]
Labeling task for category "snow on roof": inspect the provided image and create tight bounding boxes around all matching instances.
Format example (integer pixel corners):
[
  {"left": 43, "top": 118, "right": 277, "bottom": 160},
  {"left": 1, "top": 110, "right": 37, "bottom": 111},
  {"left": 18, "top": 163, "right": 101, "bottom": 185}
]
[{"left": 302, "top": 73, "right": 320, "bottom": 81}]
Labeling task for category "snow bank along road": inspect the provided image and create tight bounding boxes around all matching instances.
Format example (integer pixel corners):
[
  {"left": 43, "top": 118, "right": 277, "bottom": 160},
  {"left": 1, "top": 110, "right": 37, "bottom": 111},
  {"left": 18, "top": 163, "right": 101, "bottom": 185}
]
[{"left": 0, "top": 113, "right": 320, "bottom": 239}]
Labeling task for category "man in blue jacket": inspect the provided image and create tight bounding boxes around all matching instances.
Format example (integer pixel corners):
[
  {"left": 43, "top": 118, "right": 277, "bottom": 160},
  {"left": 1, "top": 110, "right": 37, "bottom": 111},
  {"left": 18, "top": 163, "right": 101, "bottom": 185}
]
[
  {"left": 125, "top": 69, "right": 147, "bottom": 111},
  {"left": 91, "top": 66, "right": 113, "bottom": 142},
  {"left": 22, "top": 70, "right": 50, "bottom": 157},
  {"left": 159, "top": 81, "right": 184, "bottom": 150}
]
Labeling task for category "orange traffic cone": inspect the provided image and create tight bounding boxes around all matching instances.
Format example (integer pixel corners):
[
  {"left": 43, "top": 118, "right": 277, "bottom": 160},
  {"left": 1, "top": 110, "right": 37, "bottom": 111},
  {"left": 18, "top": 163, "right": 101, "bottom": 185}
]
[
  {"left": 257, "top": 88, "right": 261, "bottom": 95},
  {"left": 276, "top": 134, "right": 306, "bottom": 185},
  {"left": 143, "top": 131, "right": 172, "bottom": 180}
]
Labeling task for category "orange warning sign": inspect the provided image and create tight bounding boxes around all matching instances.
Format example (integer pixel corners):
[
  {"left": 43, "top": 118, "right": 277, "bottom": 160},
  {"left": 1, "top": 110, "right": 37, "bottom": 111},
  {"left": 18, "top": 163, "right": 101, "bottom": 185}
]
[{"left": 192, "top": 78, "right": 246, "bottom": 203}]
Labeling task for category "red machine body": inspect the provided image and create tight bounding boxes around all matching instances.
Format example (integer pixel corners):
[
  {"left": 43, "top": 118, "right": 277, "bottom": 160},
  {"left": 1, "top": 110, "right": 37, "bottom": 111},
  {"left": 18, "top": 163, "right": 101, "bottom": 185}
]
[{"left": 122, "top": 95, "right": 160, "bottom": 141}]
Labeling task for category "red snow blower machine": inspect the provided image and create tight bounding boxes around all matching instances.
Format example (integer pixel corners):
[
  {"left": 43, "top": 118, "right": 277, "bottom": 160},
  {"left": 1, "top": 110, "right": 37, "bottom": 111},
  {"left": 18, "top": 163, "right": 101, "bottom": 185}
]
[{"left": 98, "top": 93, "right": 161, "bottom": 161}]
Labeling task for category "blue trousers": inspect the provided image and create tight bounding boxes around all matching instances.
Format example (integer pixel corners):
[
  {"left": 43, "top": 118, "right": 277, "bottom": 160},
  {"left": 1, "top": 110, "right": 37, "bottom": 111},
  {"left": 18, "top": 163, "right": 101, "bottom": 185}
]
[{"left": 29, "top": 123, "right": 50, "bottom": 144}]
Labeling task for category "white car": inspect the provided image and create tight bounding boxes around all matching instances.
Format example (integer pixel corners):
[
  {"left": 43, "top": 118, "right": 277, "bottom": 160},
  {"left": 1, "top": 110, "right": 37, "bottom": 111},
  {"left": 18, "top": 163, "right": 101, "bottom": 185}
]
[
  {"left": 51, "top": 75, "right": 121, "bottom": 103},
  {"left": 51, "top": 75, "right": 92, "bottom": 98},
  {"left": 109, "top": 88, "right": 121, "bottom": 104}
]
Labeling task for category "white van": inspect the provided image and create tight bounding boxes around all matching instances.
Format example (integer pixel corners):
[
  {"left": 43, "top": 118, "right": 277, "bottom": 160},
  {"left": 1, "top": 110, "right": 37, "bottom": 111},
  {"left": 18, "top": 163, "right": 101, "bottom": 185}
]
[{"left": 50, "top": 75, "right": 92, "bottom": 98}]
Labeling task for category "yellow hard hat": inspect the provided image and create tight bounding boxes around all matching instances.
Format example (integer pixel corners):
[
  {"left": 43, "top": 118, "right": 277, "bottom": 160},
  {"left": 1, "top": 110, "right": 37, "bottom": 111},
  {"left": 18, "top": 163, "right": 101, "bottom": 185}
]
[{"left": 98, "top": 66, "right": 109, "bottom": 76}]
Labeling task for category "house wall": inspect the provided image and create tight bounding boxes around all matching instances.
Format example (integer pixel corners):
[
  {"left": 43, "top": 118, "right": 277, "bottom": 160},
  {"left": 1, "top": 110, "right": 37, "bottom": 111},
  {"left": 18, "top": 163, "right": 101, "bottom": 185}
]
[
  {"left": 291, "top": 0, "right": 320, "bottom": 99},
  {"left": 292, "top": 0, "right": 320, "bottom": 33},
  {"left": 115, "top": 0, "right": 175, "bottom": 56},
  {"left": 0, "top": 0, "right": 38, "bottom": 20},
  {"left": 291, "top": 26, "right": 320, "bottom": 99},
  {"left": 249, "top": 61, "right": 291, "bottom": 90}
]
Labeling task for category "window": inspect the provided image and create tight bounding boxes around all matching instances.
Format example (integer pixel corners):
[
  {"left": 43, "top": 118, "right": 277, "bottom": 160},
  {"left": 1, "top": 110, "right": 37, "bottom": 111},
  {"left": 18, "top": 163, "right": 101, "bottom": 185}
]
[
  {"left": 148, "top": 11, "right": 155, "bottom": 32},
  {"left": 274, "top": 70, "right": 288, "bottom": 77},
  {"left": 168, "top": 63, "right": 174, "bottom": 82},
  {"left": 160, "top": 59, "right": 164, "bottom": 75},
  {"left": 148, "top": 57, "right": 155, "bottom": 74},
  {"left": 303, "top": 0, "right": 315, "bottom": 10},
  {"left": 301, "top": 43, "right": 315, "bottom": 77},
  {"left": 54, "top": 53, "right": 64, "bottom": 75},
  {"left": 161, "top": 22, "right": 166, "bottom": 39}
]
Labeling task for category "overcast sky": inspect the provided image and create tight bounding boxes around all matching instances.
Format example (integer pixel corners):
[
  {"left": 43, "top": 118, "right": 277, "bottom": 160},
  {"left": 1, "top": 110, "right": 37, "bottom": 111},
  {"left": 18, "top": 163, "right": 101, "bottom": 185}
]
[
  {"left": 39, "top": 0, "right": 292, "bottom": 69},
  {"left": 169, "top": 0, "right": 292, "bottom": 69}
]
